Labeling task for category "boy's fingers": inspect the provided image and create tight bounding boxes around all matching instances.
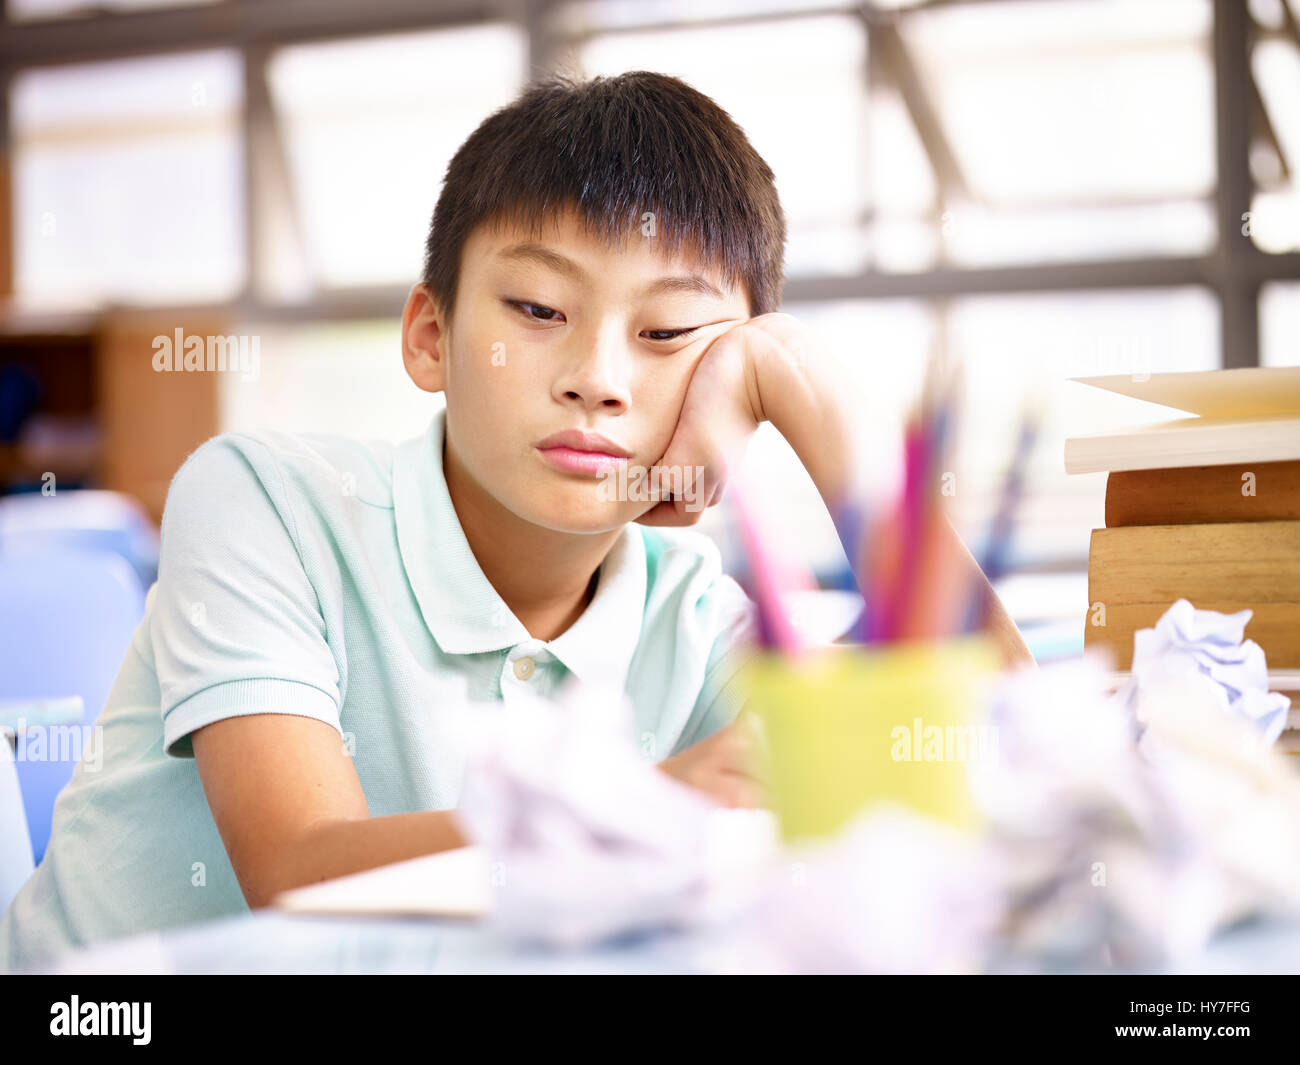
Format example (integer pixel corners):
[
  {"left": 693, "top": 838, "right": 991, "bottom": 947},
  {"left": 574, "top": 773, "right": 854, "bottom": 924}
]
[
  {"left": 718, "top": 771, "right": 766, "bottom": 810},
  {"left": 634, "top": 499, "right": 698, "bottom": 527},
  {"left": 728, "top": 710, "right": 768, "bottom": 755},
  {"left": 715, "top": 736, "right": 769, "bottom": 789},
  {"left": 631, "top": 460, "right": 712, "bottom": 528}
]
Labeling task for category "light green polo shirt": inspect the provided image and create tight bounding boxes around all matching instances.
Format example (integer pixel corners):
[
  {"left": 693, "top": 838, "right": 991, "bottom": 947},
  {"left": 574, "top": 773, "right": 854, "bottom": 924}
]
[{"left": 0, "top": 405, "right": 758, "bottom": 970}]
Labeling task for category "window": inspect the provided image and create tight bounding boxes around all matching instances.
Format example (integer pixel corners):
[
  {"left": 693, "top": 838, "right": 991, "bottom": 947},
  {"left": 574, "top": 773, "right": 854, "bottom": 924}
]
[
  {"left": 266, "top": 25, "right": 528, "bottom": 291},
  {"left": 12, "top": 49, "right": 244, "bottom": 305},
  {"left": 1252, "top": 28, "right": 1300, "bottom": 253},
  {"left": 1262, "top": 281, "right": 1300, "bottom": 364},
  {"left": 903, "top": 0, "right": 1217, "bottom": 266},
  {"left": 580, "top": 15, "right": 872, "bottom": 278},
  {"left": 218, "top": 319, "right": 435, "bottom": 442},
  {"left": 8, "top": 0, "right": 214, "bottom": 20}
]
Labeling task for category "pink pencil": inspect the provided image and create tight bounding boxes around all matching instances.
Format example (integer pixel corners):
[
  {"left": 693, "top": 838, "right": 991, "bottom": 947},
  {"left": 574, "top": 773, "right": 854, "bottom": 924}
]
[
  {"left": 729, "top": 485, "right": 804, "bottom": 653},
  {"left": 879, "top": 415, "right": 927, "bottom": 642}
]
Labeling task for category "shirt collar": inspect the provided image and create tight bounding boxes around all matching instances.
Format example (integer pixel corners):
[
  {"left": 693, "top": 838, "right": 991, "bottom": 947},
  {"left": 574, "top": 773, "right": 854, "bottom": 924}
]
[{"left": 392, "top": 406, "right": 646, "bottom": 690}]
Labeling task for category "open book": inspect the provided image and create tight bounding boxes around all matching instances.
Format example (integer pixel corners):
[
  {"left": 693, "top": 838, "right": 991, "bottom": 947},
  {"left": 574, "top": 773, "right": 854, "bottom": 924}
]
[{"left": 1064, "top": 367, "right": 1300, "bottom": 474}]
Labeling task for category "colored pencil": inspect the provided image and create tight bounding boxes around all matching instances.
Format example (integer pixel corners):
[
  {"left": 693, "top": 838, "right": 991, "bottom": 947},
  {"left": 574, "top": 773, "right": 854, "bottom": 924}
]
[
  {"left": 729, "top": 484, "right": 804, "bottom": 653},
  {"left": 898, "top": 365, "right": 966, "bottom": 640},
  {"left": 963, "top": 400, "right": 1042, "bottom": 634}
]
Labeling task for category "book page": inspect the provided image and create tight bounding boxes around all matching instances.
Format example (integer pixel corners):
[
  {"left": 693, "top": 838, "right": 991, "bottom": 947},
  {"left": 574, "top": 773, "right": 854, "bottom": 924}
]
[{"left": 1069, "top": 367, "right": 1300, "bottom": 418}]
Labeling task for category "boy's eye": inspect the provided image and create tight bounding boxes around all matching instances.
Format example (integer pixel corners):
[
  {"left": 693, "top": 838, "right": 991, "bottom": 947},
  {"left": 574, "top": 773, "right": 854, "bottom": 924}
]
[
  {"left": 505, "top": 300, "right": 698, "bottom": 342},
  {"left": 508, "top": 300, "right": 564, "bottom": 323},
  {"left": 641, "top": 327, "right": 699, "bottom": 342}
]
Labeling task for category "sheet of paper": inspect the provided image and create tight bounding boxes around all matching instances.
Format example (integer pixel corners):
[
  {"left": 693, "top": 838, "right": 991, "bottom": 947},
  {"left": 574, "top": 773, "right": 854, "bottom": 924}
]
[
  {"left": 272, "top": 844, "right": 492, "bottom": 919},
  {"left": 270, "top": 807, "right": 782, "bottom": 922},
  {"left": 1069, "top": 367, "right": 1300, "bottom": 418}
]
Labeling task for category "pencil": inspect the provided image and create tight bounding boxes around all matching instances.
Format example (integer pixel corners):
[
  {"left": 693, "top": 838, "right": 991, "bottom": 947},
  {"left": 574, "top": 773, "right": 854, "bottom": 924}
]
[
  {"left": 963, "top": 399, "right": 1042, "bottom": 634},
  {"left": 898, "top": 367, "right": 965, "bottom": 640},
  {"left": 730, "top": 484, "right": 804, "bottom": 653},
  {"left": 830, "top": 498, "right": 868, "bottom": 640}
]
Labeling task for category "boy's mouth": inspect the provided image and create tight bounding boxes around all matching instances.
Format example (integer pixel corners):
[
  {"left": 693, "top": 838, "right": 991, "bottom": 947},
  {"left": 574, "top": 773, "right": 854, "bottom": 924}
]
[
  {"left": 536, "top": 446, "right": 630, "bottom": 476},
  {"left": 535, "top": 428, "right": 631, "bottom": 457},
  {"left": 535, "top": 428, "right": 632, "bottom": 476}
]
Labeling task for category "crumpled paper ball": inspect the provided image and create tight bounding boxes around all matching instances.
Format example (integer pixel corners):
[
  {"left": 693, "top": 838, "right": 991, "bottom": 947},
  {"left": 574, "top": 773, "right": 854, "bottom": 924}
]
[
  {"left": 1123, "top": 598, "right": 1290, "bottom": 744},
  {"left": 453, "top": 676, "right": 778, "bottom": 949},
  {"left": 711, "top": 803, "right": 1003, "bottom": 974},
  {"left": 1130, "top": 666, "right": 1300, "bottom": 942},
  {"left": 969, "top": 654, "right": 1171, "bottom": 966}
]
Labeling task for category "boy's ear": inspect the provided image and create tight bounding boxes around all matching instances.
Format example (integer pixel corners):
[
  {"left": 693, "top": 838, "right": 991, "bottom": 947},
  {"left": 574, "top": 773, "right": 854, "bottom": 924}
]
[{"left": 401, "top": 283, "right": 448, "bottom": 394}]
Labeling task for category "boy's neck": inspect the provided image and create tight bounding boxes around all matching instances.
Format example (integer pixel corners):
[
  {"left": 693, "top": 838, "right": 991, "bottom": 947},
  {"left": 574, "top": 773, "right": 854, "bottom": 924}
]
[{"left": 442, "top": 434, "right": 621, "bottom": 643}]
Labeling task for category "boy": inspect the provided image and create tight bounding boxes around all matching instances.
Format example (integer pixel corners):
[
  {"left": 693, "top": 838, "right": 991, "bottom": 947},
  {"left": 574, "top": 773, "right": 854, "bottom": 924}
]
[{"left": 0, "top": 70, "right": 1029, "bottom": 969}]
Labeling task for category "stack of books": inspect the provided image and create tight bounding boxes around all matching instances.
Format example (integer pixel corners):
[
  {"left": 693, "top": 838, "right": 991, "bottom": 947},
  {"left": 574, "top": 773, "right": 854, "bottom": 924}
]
[{"left": 1065, "top": 368, "right": 1300, "bottom": 725}]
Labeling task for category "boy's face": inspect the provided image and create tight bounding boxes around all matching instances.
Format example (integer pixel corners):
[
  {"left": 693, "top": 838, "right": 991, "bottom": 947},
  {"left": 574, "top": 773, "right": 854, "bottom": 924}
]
[{"left": 406, "top": 204, "right": 750, "bottom": 534}]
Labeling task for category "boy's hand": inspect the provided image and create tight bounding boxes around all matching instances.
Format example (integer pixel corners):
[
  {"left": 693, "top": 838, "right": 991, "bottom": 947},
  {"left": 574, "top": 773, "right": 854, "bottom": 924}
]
[
  {"left": 636, "top": 313, "right": 807, "bottom": 527},
  {"left": 655, "top": 712, "right": 769, "bottom": 809}
]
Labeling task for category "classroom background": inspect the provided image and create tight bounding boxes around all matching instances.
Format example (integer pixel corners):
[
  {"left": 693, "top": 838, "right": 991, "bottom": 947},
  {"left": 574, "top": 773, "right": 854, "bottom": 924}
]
[{"left": 2, "top": 0, "right": 1299, "bottom": 668}]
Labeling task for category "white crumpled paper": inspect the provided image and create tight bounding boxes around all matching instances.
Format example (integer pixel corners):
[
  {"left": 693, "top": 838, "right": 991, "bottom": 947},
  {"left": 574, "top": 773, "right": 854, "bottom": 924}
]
[
  {"left": 454, "top": 676, "right": 779, "bottom": 949},
  {"left": 1122, "top": 598, "right": 1291, "bottom": 744},
  {"left": 976, "top": 601, "right": 1300, "bottom": 967},
  {"left": 709, "top": 804, "right": 1004, "bottom": 974}
]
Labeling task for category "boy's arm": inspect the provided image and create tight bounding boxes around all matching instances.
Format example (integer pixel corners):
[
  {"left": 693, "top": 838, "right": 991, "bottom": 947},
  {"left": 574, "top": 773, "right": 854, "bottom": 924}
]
[
  {"left": 641, "top": 312, "right": 1033, "bottom": 670},
  {"left": 655, "top": 713, "right": 765, "bottom": 809},
  {"left": 192, "top": 713, "right": 470, "bottom": 909},
  {"left": 158, "top": 437, "right": 469, "bottom": 909},
  {"left": 750, "top": 317, "right": 1033, "bottom": 669}
]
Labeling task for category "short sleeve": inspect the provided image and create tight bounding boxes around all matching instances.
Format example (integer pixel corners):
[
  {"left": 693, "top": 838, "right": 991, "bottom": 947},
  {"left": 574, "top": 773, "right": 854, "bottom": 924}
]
[
  {"left": 672, "top": 575, "right": 760, "bottom": 755},
  {"left": 151, "top": 434, "right": 343, "bottom": 757}
]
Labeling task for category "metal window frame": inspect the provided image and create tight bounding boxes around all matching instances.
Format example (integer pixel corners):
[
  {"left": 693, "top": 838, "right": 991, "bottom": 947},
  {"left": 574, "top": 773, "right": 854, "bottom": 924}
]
[{"left": 0, "top": 0, "right": 1297, "bottom": 366}]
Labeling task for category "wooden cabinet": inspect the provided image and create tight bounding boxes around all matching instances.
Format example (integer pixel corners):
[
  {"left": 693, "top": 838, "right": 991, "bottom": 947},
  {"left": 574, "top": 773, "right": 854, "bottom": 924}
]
[{"left": 0, "top": 307, "right": 224, "bottom": 526}]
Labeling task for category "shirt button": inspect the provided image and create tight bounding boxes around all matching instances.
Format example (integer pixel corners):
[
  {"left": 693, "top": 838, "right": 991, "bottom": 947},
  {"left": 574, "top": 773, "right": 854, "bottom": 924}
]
[{"left": 513, "top": 657, "right": 536, "bottom": 681}]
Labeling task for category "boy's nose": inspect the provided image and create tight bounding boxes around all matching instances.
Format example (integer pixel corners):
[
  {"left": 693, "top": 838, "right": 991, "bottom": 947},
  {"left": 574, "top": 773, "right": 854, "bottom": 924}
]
[{"left": 553, "top": 338, "right": 632, "bottom": 413}]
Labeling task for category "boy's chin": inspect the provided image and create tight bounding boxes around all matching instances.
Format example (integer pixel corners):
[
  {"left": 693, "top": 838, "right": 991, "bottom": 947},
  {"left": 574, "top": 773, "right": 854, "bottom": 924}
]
[{"left": 518, "top": 492, "right": 649, "bottom": 535}]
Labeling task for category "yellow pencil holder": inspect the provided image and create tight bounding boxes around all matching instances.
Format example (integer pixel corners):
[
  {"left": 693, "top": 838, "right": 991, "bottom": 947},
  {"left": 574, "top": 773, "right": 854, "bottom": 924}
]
[{"left": 740, "top": 637, "right": 1001, "bottom": 845}]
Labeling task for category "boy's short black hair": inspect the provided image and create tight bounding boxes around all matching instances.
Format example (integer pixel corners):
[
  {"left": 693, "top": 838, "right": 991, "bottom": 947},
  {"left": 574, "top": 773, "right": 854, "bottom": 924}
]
[{"left": 421, "top": 70, "right": 786, "bottom": 320}]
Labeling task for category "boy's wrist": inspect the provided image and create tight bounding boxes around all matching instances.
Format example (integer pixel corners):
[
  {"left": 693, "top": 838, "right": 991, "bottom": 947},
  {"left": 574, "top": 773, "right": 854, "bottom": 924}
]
[{"left": 751, "top": 323, "right": 855, "bottom": 511}]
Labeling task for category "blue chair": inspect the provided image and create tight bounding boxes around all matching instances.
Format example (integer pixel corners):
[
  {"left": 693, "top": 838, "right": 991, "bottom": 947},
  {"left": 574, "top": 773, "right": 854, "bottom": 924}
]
[
  {"left": 0, "top": 733, "right": 35, "bottom": 918},
  {"left": 0, "top": 548, "right": 146, "bottom": 864},
  {"left": 0, "top": 489, "right": 160, "bottom": 590}
]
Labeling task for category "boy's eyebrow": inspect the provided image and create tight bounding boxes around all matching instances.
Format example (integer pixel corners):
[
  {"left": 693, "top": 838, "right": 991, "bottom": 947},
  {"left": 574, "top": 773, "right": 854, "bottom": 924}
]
[{"left": 496, "top": 242, "right": 727, "bottom": 301}]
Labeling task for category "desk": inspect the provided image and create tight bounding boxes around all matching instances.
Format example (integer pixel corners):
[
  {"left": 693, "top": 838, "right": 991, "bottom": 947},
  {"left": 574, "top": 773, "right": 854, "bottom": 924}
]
[
  {"left": 31, "top": 911, "right": 718, "bottom": 975},
  {"left": 26, "top": 909, "right": 1300, "bottom": 975}
]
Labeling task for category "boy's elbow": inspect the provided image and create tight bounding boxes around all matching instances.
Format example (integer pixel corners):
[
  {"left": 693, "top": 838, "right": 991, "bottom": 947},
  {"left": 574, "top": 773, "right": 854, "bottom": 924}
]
[
  {"left": 229, "top": 819, "right": 343, "bottom": 911},
  {"left": 982, "top": 590, "right": 1035, "bottom": 670}
]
